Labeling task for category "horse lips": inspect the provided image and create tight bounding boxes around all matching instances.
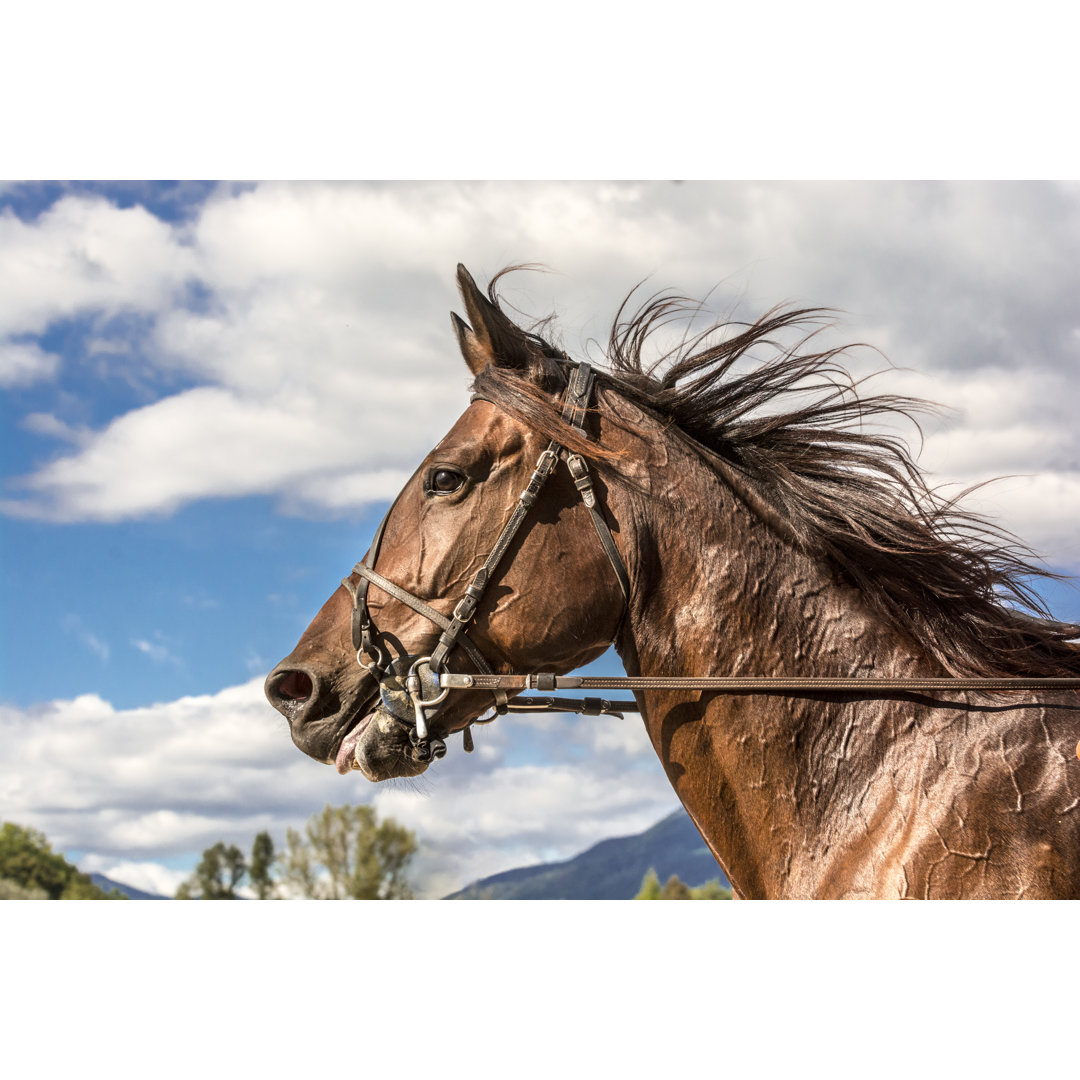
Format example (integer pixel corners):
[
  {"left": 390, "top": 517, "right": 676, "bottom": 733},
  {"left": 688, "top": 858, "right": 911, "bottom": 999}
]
[{"left": 334, "top": 713, "right": 374, "bottom": 774}]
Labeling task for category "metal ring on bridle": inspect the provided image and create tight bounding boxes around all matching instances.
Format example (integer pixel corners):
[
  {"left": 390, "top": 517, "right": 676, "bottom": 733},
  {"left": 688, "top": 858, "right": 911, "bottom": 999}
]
[
  {"left": 354, "top": 639, "right": 388, "bottom": 673},
  {"left": 406, "top": 656, "right": 450, "bottom": 708}
]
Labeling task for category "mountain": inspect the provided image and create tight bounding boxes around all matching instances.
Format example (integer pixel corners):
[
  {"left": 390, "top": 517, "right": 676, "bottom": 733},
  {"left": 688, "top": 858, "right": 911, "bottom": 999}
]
[
  {"left": 87, "top": 872, "right": 168, "bottom": 900},
  {"left": 444, "top": 809, "right": 729, "bottom": 899}
]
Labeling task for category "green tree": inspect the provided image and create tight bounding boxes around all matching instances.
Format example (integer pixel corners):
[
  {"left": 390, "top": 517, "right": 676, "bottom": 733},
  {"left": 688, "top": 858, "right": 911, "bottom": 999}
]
[
  {"left": 0, "top": 822, "right": 124, "bottom": 900},
  {"left": 635, "top": 868, "right": 663, "bottom": 899},
  {"left": 0, "top": 878, "right": 48, "bottom": 900},
  {"left": 660, "top": 874, "right": 693, "bottom": 900},
  {"left": 635, "top": 868, "right": 732, "bottom": 899},
  {"left": 690, "top": 878, "right": 733, "bottom": 900},
  {"left": 176, "top": 841, "right": 247, "bottom": 899},
  {"left": 249, "top": 831, "right": 276, "bottom": 899},
  {"left": 281, "top": 803, "right": 417, "bottom": 899}
]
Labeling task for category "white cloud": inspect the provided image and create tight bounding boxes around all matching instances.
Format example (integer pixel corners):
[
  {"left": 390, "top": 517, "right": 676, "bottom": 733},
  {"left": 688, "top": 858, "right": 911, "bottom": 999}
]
[
  {"left": 22, "top": 412, "right": 89, "bottom": 443},
  {"left": 948, "top": 471, "right": 1080, "bottom": 572},
  {"left": 380, "top": 761, "right": 679, "bottom": 899},
  {"left": 131, "top": 637, "right": 180, "bottom": 666},
  {"left": 60, "top": 613, "right": 110, "bottom": 661},
  {"left": 877, "top": 364, "right": 1079, "bottom": 566},
  {"left": 0, "top": 195, "right": 196, "bottom": 338},
  {"left": 76, "top": 854, "right": 189, "bottom": 898},
  {"left": 0, "top": 341, "right": 60, "bottom": 386},
  {"left": 0, "top": 678, "right": 678, "bottom": 898},
  {"left": 2, "top": 182, "right": 1078, "bottom": 563},
  {"left": 3, "top": 387, "right": 445, "bottom": 521}
]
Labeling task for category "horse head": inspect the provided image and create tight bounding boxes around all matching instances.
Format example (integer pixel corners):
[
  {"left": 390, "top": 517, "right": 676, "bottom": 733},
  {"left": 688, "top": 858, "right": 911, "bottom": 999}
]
[{"left": 264, "top": 266, "right": 628, "bottom": 781}]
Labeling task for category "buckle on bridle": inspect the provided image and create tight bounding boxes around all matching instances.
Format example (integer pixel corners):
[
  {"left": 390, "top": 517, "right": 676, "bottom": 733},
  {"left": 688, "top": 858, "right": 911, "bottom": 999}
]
[
  {"left": 566, "top": 453, "right": 596, "bottom": 507},
  {"left": 452, "top": 570, "right": 488, "bottom": 623}
]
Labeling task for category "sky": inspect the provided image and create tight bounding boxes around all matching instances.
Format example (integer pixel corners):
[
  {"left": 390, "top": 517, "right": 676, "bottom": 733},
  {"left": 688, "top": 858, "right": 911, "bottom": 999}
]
[{"left": 1, "top": 180, "right": 1078, "bottom": 899}]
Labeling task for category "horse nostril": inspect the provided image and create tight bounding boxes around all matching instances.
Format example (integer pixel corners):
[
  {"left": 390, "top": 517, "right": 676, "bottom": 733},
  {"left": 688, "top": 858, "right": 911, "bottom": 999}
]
[
  {"left": 277, "top": 670, "right": 313, "bottom": 702},
  {"left": 265, "top": 664, "right": 337, "bottom": 734}
]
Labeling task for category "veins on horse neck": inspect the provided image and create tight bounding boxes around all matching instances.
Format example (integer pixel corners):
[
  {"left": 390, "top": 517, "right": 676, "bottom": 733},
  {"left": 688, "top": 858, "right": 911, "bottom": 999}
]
[
  {"left": 610, "top": 433, "right": 939, "bottom": 897},
  {"left": 622, "top": 437, "right": 921, "bottom": 685}
]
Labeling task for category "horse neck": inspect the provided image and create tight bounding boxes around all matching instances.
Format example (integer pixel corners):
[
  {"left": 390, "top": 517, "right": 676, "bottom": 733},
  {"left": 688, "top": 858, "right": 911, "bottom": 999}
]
[
  {"left": 602, "top": 398, "right": 926, "bottom": 679},
  {"left": 600, "top": 396, "right": 928, "bottom": 897}
]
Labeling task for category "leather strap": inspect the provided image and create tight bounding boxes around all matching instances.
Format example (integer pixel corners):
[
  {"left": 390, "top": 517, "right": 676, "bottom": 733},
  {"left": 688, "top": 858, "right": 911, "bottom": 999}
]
[
  {"left": 442, "top": 673, "right": 1080, "bottom": 693},
  {"left": 350, "top": 562, "right": 496, "bottom": 679}
]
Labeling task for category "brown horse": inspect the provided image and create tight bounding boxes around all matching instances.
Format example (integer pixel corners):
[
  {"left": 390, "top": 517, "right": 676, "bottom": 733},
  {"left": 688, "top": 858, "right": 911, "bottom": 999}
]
[{"left": 266, "top": 265, "right": 1080, "bottom": 899}]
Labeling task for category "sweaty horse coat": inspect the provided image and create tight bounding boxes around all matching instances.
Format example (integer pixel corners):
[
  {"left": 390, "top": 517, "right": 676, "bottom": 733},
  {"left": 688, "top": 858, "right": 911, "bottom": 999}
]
[{"left": 267, "top": 265, "right": 1080, "bottom": 899}]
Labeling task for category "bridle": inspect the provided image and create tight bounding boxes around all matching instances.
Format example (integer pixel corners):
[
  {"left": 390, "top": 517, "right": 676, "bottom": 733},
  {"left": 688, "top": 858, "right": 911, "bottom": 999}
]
[
  {"left": 341, "top": 361, "right": 1080, "bottom": 768},
  {"left": 340, "top": 360, "right": 633, "bottom": 764}
]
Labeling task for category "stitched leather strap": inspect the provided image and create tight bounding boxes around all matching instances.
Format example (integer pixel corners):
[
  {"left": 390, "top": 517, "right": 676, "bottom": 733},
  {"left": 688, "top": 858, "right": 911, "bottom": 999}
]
[{"left": 442, "top": 673, "right": 1080, "bottom": 693}]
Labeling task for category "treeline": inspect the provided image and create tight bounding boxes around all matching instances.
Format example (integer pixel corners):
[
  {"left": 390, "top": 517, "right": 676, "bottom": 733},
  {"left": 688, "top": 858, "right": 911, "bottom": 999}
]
[
  {"left": 3, "top": 813, "right": 731, "bottom": 901},
  {"left": 0, "top": 822, "right": 126, "bottom": 900},
  {"left": 635, "top": 868, "right": 732, "bottom": 899},
  {"left": 1, "top": 805, "right": 415, "bottom": 901},
  {"left": 176, "top": 803, "right": 416, "bottom": 899}
]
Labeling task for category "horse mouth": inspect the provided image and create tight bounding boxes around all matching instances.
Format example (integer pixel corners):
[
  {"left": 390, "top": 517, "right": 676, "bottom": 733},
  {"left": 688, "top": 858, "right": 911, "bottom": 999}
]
[
  {"left": 333, "top": 698, "right": 432, "bottom": 781},
  {"left": 334, "top": 711, "right": 376, "bottom": 774},
  {"left": 330, "top": 686, "right": 382, "bottom": 774}
]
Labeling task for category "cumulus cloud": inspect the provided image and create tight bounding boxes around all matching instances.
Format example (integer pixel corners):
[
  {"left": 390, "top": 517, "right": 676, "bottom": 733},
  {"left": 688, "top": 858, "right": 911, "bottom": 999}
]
[
  {"left": 879, "top": 364, "right": 1079, "bottom": 566},
  {"left": 2, "top": 181, "right": 1077, "bottom": 563},
  {"left": 382, "top": 762, "right": 678, "bottom": 899},
  {"left": 77, "top": 853, "right": 189, "bottom": 898},
  {"left": 0, "top": 678, "right": 679, "bottom": 898},
  {"left": 4, "top": 388, "right": 381, "bottom": 520},
  {"left": 21, "top": 412, "right": 89, "bottom": 443},
  {"left": 3, "top": 384, "right": 451, "bottom": 522},
  {"left": 0, "top": 194, "right": 196, "bottom": 338},
  {"left": 0, "top": 341, "right": 61, "bottom": 386}
]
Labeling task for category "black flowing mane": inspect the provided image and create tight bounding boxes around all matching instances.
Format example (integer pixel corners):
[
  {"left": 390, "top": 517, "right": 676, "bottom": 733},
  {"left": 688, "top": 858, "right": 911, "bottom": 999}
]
[{"left": 470, "top": 268, "right": 1080, "bottom": 679}]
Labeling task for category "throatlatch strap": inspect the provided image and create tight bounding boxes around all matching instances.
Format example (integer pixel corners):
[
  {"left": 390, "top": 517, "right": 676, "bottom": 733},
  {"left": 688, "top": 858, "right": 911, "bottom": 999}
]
[{"left": 562, "top": 363, "right": 631, "bottom": 606}]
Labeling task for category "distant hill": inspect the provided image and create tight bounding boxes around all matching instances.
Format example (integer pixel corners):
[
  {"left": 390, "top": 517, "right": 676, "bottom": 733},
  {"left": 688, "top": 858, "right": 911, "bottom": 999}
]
[
  {"left": 87, "top": 872, "right": 168, "bottom": 900},
  {"left": 445, "top": 809, "right": 728, "bottom": 899}
]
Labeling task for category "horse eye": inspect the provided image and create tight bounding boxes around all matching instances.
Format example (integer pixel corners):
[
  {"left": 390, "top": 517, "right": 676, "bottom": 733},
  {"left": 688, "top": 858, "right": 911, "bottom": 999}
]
[{"left": 430, "top": 468, "right": 465, "bottom": 494}]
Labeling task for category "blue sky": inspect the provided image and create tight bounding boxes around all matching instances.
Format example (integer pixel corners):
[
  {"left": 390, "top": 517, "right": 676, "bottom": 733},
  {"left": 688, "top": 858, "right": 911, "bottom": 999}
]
[
  {"left": 0, "top": 183, "right": 335, "bottom": 708},
  {"left": 2, "top": 180, "right": 1078, "bottom": 898}
]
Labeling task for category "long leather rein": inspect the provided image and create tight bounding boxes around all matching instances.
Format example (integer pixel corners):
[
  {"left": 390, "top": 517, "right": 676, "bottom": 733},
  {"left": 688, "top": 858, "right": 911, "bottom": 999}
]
[{"left": 341, "top": 361, "right": 1080, "bottom": 765}]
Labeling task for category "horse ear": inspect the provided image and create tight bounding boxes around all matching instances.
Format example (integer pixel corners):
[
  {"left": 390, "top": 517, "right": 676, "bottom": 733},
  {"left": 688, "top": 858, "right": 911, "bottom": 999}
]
[
  {"left": 453, "top": 264, "right": 533, "bottom": 375},
  {"left": 451, "top": 311, "right": 492, "bottom": 375}
]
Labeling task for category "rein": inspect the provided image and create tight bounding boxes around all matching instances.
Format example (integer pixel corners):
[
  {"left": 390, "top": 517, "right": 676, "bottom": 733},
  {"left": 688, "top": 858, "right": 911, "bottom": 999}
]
[
  {"left": 342, "top": 361, "right": 1080, "bottom": 767},
  {"left": 441, "top": 673, "right": 1080, "bottom": 694}
]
